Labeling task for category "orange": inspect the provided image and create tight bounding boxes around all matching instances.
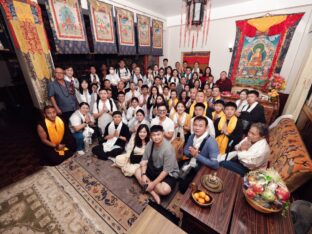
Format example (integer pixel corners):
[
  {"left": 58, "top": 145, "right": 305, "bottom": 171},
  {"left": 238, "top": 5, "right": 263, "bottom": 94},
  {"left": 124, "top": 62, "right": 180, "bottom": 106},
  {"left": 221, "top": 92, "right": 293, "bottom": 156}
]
[
  {"left": 204, "top": 195, "right": 210, "bottom": 202},
  {"left": 197, "top": 198, "right": 205, "bottom": 204},
  {"left": 199, "top": 191, "right": 206, "bottom": 198},
  {"left": 193, "top": 193, "right": 199, "bottom": 200}
]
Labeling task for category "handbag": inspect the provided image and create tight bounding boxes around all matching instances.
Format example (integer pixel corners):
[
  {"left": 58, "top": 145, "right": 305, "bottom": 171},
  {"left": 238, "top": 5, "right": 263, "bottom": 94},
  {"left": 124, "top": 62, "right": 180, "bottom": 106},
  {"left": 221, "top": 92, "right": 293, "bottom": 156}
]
[{"left": 171, "top": 132, "right": 185, "bottom": 161}]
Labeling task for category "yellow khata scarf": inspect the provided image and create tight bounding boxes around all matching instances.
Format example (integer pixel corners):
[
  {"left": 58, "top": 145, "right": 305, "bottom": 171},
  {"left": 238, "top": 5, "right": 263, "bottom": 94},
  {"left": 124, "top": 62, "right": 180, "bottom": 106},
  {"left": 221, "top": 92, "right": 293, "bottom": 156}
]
[
  {"left": 216, "top": 115, "right": 238, "bottom": 155},
  {"left": 189, "top": 101, "right": 208, "bottom": 117},
  {"left": 212, "top": 111, "right": 225, "bottom": 121},
  {"left": 169, "top": 98, "right": 178, "bottom": 109},
  {"left": 45, "top": 117, "right": 68, "bottom": 156}
]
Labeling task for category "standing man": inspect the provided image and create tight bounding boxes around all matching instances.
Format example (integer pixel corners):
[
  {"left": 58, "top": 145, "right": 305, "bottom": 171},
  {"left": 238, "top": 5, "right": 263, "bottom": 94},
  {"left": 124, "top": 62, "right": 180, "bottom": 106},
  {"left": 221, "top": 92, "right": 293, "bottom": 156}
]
[
  {"left": 135, "top": 125, "right": 179, "bottom": 204},
  {"left": 48, "top": 67, "right": 78, "bottom": 124},
  {"left": 162, "top": 58, "right": 169, "bottom": 70},
  {"left": 116, "top": 59, "right": 131, "bottom": 86}
]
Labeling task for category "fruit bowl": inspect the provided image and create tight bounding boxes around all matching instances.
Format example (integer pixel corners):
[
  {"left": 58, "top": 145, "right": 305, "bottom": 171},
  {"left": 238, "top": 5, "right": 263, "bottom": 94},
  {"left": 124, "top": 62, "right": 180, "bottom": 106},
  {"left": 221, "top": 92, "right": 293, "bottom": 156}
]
[
  {"left": 191, "top": 190, "right": 213, "bottom": 207},
  {"left": 243, "top": 168, "right": 290, "bottom": 214}
]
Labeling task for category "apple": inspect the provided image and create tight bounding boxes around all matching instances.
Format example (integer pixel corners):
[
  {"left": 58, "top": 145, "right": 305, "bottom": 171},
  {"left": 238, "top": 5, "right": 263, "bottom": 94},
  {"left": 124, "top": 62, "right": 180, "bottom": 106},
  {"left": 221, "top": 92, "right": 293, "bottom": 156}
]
[
  {"left": 275, "top": 186, "right": 290, "bottom": 202},
  {"left": 251, "top": 184, "right": 264, "bottom": 194},
  {"left": 246, "top": 188, "right": 256, "bottom": 199}
]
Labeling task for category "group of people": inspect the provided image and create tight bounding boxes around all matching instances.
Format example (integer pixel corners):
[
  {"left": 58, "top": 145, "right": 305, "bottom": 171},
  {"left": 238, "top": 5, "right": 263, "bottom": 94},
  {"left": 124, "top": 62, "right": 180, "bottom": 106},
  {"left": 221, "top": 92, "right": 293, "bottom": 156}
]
[{"left": 37, "top": 58, "right": 270, "bottom": 204}]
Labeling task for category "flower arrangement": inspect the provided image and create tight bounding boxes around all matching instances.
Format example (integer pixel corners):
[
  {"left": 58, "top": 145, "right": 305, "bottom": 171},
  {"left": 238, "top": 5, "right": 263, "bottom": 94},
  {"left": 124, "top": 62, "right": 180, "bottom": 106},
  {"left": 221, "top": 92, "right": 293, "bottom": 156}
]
[
  {"left": 270, "top": 73, "right": 286, "bottom": 91},
  {"left": 243, "top": 168, "right": 290, "bottom": 215}
]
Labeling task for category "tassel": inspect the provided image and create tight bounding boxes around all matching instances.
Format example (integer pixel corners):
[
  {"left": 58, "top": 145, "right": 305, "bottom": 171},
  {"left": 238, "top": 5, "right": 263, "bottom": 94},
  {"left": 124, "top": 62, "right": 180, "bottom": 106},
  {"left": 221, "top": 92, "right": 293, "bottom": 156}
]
[{"left": 205, "top": 0, "right": 212, "bottom": 46}]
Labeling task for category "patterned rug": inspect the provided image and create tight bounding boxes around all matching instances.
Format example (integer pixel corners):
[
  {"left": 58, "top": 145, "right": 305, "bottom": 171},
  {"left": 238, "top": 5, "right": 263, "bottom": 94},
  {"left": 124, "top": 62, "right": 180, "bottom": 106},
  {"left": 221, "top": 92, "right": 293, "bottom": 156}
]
[{"left": 0, "top": 167, "right": 113, "bottom": 234}]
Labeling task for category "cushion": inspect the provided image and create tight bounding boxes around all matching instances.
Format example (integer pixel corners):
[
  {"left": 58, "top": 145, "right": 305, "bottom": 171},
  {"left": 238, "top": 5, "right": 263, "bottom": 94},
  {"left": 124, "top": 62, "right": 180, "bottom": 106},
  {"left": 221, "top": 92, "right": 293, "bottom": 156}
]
[{"left": 269, "top": 118, "right": 312, "bottom": 192}]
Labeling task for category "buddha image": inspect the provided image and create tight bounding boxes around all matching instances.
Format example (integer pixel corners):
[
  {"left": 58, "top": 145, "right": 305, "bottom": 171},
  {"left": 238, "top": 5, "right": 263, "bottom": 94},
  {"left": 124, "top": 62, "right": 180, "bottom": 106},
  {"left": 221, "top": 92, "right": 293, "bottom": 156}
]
[{"left": 247, "top": 43, "right": 266, "bottom": 67}]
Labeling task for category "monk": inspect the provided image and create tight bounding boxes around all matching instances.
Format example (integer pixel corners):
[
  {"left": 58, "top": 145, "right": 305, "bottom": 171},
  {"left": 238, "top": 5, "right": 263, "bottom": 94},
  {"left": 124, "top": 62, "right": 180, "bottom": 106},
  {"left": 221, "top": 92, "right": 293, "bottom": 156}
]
[{"left": 37, "top": 105, "right": 76, "bottom": 165}]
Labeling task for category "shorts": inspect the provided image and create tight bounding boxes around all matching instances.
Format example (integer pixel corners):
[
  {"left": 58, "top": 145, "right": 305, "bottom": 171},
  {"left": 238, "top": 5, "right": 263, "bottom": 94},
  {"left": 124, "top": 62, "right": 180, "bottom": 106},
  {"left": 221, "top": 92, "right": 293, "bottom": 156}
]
[{"left": 146, "top": 169, "right": 177, "bottom": 190}]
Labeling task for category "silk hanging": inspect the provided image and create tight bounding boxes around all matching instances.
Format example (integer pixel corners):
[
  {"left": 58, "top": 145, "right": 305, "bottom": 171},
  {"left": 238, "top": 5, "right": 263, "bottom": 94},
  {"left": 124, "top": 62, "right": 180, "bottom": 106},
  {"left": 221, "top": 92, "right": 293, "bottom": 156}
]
[
  {"left": 115, "top": 7, "right": 136, "bottom": 55},
  {"left": 45, "top": 0, "right": 89, "bottom": 54},
  {"left": 137, "top": 14, "right": 151, "bottom": 55},
  {"left": 87, "top": 0, "right": 117, "bottom": 54},
  {"left": 228, "top": 13, "right": 304, "bottom": 88},
  {"left": 151, "top": 19, "right": 163, "bottom": 56}
]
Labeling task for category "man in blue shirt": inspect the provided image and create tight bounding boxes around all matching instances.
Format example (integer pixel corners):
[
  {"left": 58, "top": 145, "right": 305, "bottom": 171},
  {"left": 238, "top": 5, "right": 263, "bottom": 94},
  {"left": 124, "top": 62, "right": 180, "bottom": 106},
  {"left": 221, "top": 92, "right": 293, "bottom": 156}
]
[
  {"left": 180, "top": 116, "right": 219, "bottom": 193},
  {"left": 48, "top": 67, "right": 78, "bottom": 124}
]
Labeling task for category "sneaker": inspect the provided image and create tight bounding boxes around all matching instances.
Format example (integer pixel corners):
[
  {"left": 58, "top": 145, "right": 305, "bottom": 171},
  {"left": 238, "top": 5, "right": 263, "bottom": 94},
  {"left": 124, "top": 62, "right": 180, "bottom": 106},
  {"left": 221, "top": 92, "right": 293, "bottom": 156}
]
[{"left": 77, "top": 150, "right": 85, "bottom": 155}]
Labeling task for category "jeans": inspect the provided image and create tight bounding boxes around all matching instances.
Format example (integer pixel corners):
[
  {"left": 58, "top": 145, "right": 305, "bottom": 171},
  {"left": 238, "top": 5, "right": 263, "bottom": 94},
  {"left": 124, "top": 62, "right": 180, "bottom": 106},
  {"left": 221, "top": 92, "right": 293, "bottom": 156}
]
[
  {"left": 220, "top": 159, "right": 249, "bottom": 177},
  {"left": 72, "top": 132, "right": 84, "bottom": 151}
]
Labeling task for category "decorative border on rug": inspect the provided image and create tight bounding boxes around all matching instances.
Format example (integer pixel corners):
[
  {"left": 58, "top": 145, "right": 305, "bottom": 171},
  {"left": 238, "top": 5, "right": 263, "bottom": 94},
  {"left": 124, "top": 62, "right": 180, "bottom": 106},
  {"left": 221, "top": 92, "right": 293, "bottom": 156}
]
[{"left": 56, "top": 158, "right": 139, "bottom": 234}]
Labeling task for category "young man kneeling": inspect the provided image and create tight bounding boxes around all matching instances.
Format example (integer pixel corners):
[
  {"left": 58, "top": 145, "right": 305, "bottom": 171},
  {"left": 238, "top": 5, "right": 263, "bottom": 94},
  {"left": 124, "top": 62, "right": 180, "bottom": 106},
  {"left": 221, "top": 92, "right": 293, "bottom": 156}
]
[{"left": 135, "top": 125, "right": 179, "bottom": 204}]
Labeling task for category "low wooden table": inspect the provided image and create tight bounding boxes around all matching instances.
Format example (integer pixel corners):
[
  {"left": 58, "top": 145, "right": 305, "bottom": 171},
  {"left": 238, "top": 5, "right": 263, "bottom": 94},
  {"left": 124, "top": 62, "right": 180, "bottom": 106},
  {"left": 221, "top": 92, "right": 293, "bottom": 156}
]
[
  {"left": 180, "top": 167, "right": 241, "bottom": 234},
  {"left": 128, "top": 205, "right": 186, "bottom": 234},
  {"left": 230, "top": 188, "right": 294, "bottom": 234}
]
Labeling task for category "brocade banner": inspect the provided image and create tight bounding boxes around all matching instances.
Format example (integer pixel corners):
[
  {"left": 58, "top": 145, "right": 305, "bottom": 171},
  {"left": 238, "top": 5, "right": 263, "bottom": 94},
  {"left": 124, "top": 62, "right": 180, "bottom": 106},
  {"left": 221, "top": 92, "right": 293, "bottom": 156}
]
[
  {"left": 137, "top": 14, "right": 151, "bottom": 55},
  {"left": 151, "top": 19, "right": 163, "bottom": 56}
]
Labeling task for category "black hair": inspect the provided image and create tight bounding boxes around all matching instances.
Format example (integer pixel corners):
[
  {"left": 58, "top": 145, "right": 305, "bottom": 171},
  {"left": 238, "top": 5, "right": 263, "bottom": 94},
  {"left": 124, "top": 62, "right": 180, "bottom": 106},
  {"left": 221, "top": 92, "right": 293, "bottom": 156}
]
[
  {"left": 163, "top": 58, "right": 168, "bottom": 62},
  {"left": 195, "top": 102, "right": 206, "bottom": 109},
  {"left": 118, "top": 91, "right": 125, "bottom": 96},
  {"left": 98, "top": 88, "right": 107, "bottom": 93},
  {"left": 225, "top": 101, "right": 237, "bottom": 109},
  {"left": 112, "top": 111, "right": 122, "bottom": 116},
  {"left": 214, "top": 99, "right": 225, "bottom": 106},
  {"left": 43, "top": 105, "right": 55, "bottom": 112},
  {"left": 150, "top": 125, "right": 164, "bottom": 133},
  {"left": 194, "top": 116, "right": 208, "bottom": 126},
  {"left": 141, "top": 84, "right": 149, "bottom": 89},
  {"left": 239, "top": 89, "right": 249, "bottom": 95},
  {"left": 79, "top": 79, "right": 91, "bottom": 95},
  {"left": 204, "top": 66, "right": 212, "bottom": 76},
  {"left": 131, "top": 97, "right": 139, "bottom": 103},
  {"left": 79, "top": 102, "right": 89, "bottom": 108},
  {"left": 134, "top": 124, "right": 150, "bottom": 148},
  {"left": 136, "top": 109, "right": 145, "bottom": 116},
  {"left": 248, "top": 90, "right": 260, "bottom": 97}
]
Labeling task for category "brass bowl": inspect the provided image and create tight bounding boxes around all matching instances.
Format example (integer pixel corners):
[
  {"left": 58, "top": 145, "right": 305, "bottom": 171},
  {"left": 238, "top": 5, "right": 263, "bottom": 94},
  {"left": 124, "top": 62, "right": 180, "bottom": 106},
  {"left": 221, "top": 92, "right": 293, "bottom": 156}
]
[{"left": 191, "top": 190, "right": 214, "bottom": 207}]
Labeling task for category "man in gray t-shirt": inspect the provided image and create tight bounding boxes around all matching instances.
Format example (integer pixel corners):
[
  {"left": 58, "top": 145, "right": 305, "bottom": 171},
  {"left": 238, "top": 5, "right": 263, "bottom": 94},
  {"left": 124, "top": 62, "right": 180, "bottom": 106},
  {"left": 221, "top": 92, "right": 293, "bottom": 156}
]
[{"left": 135, "top": 125, "right": 179, "bottom": 204}]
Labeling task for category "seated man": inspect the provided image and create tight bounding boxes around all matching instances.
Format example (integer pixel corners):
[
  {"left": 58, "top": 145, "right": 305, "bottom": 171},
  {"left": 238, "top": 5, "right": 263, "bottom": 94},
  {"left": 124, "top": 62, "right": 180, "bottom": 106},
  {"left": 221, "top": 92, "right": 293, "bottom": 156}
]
[
  {"left": 69, "top": 102, "right": 95, "bottom": 156},
  {"left": 135, "top": 125, "right": 179, "bottom": 204},
  {"left": 219, "top": 123, "right": 270, "bottom": 176},
  {"left": 208, "top": 99, "right": 225, "bottom": 122},
  {"left": 37, "top": 105, "right": 76, "bottom": 165},
  {"left": 214, "top": 102, "right": 243, "bottom": 155},
  {"left": 190, "top": 102, "right": 215, "bottom": 138},
  {"left": 207, "top": 86, "right": 223, "bottom": 110},
  {"left": 180, "top": 116, "right": 219, "bottom": 193},
  {"left": 237, "top": 90, "right": 266, "bottom": 132},
  {"left": 92, "top": 111, "right": 131, "bottom": 160},
  {"left": 188, "top": 90, "right": 208, "bottom": 117},
  {"left": 151, "top": 103, "right": 174, "bottom": 141}
]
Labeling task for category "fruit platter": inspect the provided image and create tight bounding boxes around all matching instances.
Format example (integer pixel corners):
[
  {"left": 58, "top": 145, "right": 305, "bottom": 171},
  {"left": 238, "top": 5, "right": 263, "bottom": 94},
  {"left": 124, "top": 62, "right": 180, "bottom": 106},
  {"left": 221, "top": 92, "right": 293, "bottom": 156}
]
[
  {"left": 243, "top": 168, "right": 290, "bottom": 214},
  {"left": 191, "top": 190, "right": 214, "bottom": 207}
]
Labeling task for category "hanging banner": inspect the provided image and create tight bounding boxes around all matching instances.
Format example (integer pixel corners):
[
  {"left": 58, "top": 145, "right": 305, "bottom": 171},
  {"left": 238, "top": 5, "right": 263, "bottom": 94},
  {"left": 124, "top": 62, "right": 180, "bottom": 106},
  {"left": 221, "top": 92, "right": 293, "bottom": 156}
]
[
  {"left": 0, "top": 0, "right": 53, "bottom": 80},
  {"left": 45, "top": 0, "right": 89, "bottom": 54},
  {"left": 115, "top": 7, "right": 136, "bottom": 55},
  {"left": 88, "top": 0, "right": 117, "bottom": 54},
  {"left": 137, "top": 14, "right": 151, "bottom": 55},
  {"left": 152, "top": 19, "right": 163, "bottom": 56},
  {"left": 228, "top": 13, "right": 304, "bottom": 88}
]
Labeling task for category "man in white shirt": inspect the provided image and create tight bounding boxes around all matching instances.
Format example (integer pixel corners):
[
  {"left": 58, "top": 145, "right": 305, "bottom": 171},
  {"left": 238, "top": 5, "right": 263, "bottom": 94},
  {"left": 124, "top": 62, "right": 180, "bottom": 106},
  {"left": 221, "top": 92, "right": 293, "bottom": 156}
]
[
  {"left": 151, "top": 103, "right": 174, "bottom": 141},
  {"left": 125, "top": 82, "right": 140, "bottom": 104},
  {"left": 89, "top": 66, "right": 100, "bottom": 86},
  {"left": 116, "top": 59, "right": 131, "bottom": 85},
  {"left": 219, "top": 123, "right": 270, "bottom": 176},
  {"left": 132, "top": 66, "right": 144, "bottom": 85},
  {"left": 64, "top": 66, "right": 79, "bottom": 90}
]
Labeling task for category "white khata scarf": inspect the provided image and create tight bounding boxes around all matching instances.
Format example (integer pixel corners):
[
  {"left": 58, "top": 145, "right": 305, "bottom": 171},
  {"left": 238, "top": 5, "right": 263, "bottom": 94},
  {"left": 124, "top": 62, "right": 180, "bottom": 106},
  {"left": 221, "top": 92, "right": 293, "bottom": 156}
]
[
  {"left": 241, "top": 101, "right": 258, "bottom": 112},
  {"left": 172, "top": 112, "right": 187, "bottom": 141},
  {"left": 103, "top": 121, "right": 123, "bottom": 152}
]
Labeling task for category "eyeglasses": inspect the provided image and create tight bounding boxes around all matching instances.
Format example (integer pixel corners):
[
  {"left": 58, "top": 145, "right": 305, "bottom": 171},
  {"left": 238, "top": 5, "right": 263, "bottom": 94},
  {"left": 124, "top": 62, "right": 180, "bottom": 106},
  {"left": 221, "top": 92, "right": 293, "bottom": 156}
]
[{"left": 158, "top": 109, "right": 167, "bottom": 113}]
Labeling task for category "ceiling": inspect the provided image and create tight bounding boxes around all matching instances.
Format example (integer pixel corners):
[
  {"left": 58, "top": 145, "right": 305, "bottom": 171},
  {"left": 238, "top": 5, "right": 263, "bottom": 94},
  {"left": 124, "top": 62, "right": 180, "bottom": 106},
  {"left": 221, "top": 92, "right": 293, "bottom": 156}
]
[{"left": 126, "top": 0, "right": 252, "bottom": 17}]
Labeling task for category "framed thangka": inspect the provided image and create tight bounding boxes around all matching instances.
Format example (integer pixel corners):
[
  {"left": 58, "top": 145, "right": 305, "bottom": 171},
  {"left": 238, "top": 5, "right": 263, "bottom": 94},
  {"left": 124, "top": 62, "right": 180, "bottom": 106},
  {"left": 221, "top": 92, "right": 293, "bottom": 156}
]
[
  {"left": 228, "top": 13, "right": 304, "bottom": 88},
  {"left": 115, "top": 7, "right": 136, "bottom": 55},
  {"left": 45, "top": 0, "right": 89, "bottom": 54},
  {"left": 88, "top": 0, "right": 117, "bottom": 54},
  {"left": 137, "top": 14, "right": 151, "bottom": 55},
  {"left": 152, "top": 19, "right": 163, "bottom": 56}
]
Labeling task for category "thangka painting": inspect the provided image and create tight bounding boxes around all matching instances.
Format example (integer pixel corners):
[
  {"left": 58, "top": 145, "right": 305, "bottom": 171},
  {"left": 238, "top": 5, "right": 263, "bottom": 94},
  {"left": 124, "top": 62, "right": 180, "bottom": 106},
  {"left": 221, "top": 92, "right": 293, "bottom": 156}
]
[
  {"left": 0, "top": 0, "right": 54, "bottom": 106},
  {"left": 152, "top": 19, "right": 163, "bottom": 56},
  {"left": 88, "top": 0, "right": 117, "bottom": 54},
  {"left": 45, "top": 0, "right": 89, "bottom": 53},
  {"left": 228, "top": 13, "right": 304, "bottom": 88},
  {"left": 115, "top": 7, "right": 136, "bottom": 55},
  {"left": 137, "top": 14, "right": 151, "bottom": 55}
]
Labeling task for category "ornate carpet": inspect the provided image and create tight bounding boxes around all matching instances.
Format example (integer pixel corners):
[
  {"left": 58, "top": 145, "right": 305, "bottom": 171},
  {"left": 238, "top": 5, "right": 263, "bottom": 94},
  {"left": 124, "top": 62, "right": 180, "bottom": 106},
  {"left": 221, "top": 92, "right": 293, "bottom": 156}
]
[{"left": 0, "top": 167, "right": 113, "bottom": 233}]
